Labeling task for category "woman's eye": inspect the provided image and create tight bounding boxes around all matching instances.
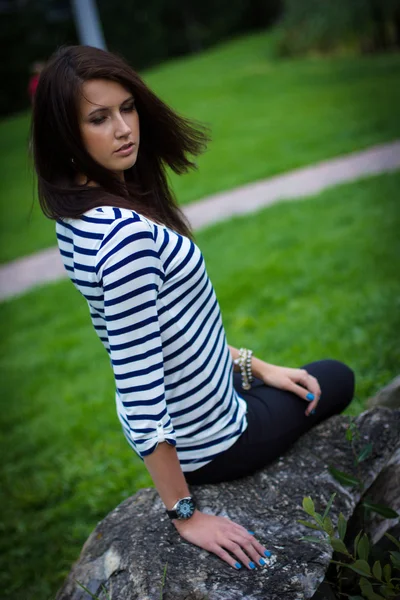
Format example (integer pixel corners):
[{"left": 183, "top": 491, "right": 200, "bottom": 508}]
[
  {"left": 91, "top": 116, "right": 106, "bottom": 125},
  {"left": 122, "top": 103, "right": 135, "bottom": 113}
]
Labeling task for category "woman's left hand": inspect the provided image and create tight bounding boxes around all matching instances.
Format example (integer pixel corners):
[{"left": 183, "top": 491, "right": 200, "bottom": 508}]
[{"left": 256, "top": 363, "right": 321, "bottom": 416}]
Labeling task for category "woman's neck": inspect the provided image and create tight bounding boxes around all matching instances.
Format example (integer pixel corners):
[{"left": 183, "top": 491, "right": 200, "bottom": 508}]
[{"left": 74, "top": 171, "right": 125, "bottom": 187}]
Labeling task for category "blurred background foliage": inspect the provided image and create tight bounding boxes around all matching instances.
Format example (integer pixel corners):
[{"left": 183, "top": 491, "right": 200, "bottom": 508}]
[
  {"left": 277, "top": 0, "right": 400, "bottom": 56},
  {"left": 0, "top": 0, "right": 281, "bottom": 116},
  {"left": 2, "top": 0, "right": 400, "bottom": 117}
]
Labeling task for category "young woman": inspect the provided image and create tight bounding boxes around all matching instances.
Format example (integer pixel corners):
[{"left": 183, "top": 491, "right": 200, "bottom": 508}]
[{"left": 31, "top": 45, "right": 354, "bottom": 573}]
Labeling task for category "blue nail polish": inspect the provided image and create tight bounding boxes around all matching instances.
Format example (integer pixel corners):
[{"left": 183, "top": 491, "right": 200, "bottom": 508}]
[
  {"left": 249, "top": 562, "right": 256, "bottom": 569},
  {"left": 264, "top": 550, "right": 272, "bottom": 557},
  {"left": 259, "top": 558, "right": 266, "bottom": 566},
  {"left": 247, "top": 530, "right": 255, "bottom": 535},
  {"left": 306, "top": 393, "right": 314, "bottom": 401},
  {"left": 311, "top": 409, "right": 316, "bottom": 415},
  {"left": 235, "top": 562, "right": 242, "bottom": 569}
]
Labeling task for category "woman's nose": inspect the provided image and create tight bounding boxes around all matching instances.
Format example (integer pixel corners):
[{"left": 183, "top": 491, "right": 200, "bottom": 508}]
[{"left": 115, "top": 115, "right": 131, "bottom": 137}]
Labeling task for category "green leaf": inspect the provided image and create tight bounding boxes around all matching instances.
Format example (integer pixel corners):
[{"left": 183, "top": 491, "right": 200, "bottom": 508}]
[
  {"left": 383, "top": 563, "right": 392, "bottom": 583},
  {"left": 359, "top": 577, "right": 374, "bottom": 598},
  {"left": 362, "top": 502, "right": 399, "bottom": 519},
  {"left": 329, "top": 466, "right": 361, "bottom": 487},
  {"left": 330, "top": 536, "right": 350, "bottom": 556},
  {"left": 360, "top": 576, "right": 386, "bottom": 599},
  {"left": 390, "top": 551, "right": 400, "bottom": 560},
  {"left": 322, "top": 492, "right": 337, "bottom": 520},
  {"left": 74, "top": 580, "right": 101, "bottom": 600},
  {"left": 101, "top": 584, "right": 112, "bottom": 600},
  {"left": 364, "top": 504, "right": 372, "bottom": 521},
  {"left": 357, "top": 533, "right": 370, "bottom": 562},
  {"left": 352, "top": 423, "right": 361, "bottom": 441},
  {"left": 338, "top": 512, "right": 347, "bottom": 541},
  {"left": 357, "top": 442, "right": 373, "bottom": 463},
  {"left": 346, "top": 426, "right": 353, "bottom": 442},
  {"left": 314, "top": 513, "right": 325, "bottom": 528},
  {"left": 348, "top": 596, "right": 364, "bottom": 600},
  {"left": 360, "top": 576, "right": 374, "bottom": 593},
  {"left": 349, "top": 559, "right": 372, "bottom": 577},
  {"left": 385, "top": 532, "right": 400, "bottom": 550},
  {"left": 373, "top": 560, "right": 382, "bottom": 581},
  {"left": 354, "top": 531, "right": 362, "bottom": 559},
  {"left": 390, "top": 551, "right": 400, "bottom": 570},
  {"left": 300, "top": 535, "right": 324, "bottom": 544},
  {"left": 302, "top": 496, "right": 316, "bottom": 517},
  {"left": 298, "top": 519, "right": 321, "bottom": 531},
  {"left": 160, "top": 562, "right": 168, "bottom": 600},
  {"left": 379, "top": 585, "right": 398, "bottom": 598},
  {"left": 323, "top": 516, "right": 335, "bottom": 537}
]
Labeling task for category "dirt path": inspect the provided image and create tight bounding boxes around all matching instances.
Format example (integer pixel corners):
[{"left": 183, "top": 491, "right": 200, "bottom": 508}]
[{"left": 1, "top": 140, "right": 399, "bottom": 301}]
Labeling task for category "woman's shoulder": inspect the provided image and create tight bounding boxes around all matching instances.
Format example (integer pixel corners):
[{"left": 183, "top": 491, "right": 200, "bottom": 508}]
[
  {"left": 56, "top": 206, "right": 157, "bottom": 239},
  {"left": 55, "top": 206, "right": 163, "bottom": 278},
  {"left": 83, "top": 205, "right": 152, "bottom": 226}
]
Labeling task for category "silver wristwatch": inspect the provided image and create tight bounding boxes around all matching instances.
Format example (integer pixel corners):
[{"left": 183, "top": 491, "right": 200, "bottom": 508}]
[{"left": 166, "top": 496, "right": 196, "bottom": 520}]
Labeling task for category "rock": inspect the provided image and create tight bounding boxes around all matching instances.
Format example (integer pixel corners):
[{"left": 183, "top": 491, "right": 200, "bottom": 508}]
[
  {"left": 56, "top": 408, "right": 400, "bottom": 600},
  {"left": 367, "top": 376, "right": 400, "bottom": 409}
]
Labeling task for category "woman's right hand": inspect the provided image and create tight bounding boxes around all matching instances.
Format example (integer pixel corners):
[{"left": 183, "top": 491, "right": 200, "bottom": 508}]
[{"left": 173, "top": 510, "right": 271, "bottom": 570}]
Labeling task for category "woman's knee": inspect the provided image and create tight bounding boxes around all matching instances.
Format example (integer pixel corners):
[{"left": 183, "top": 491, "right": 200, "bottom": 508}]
[
  {"left": 322, "top": 358, "right": 355, "bottom": 409},
  {"left": 304, "top": 358, "right": 355, "bottom": 410}
]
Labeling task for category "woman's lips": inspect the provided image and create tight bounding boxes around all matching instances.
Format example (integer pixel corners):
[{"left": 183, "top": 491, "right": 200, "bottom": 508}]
[{"left": 115, "top": 142, "right": 134, "bottom": 156}]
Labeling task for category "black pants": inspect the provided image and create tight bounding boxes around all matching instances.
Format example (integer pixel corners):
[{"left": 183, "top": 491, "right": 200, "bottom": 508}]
[{"left": 185, "top": 359, "right": 355, "bottom": 485}]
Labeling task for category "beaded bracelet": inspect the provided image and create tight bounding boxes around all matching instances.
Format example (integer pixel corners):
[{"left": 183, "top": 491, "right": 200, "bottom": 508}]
[{"left": 233, "top": 347, "right": 254, "bottom": 390}]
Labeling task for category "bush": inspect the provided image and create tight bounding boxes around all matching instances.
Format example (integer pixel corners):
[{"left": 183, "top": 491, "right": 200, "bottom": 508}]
[
  {"left": 0, "top": 0, "right": 282, "bottom": 117},
  {"left": 276, "top": 0, "right": 400, "bottom": 56},
  {"left": 300, "top": 418, "right": 400, "bottom": 599}
]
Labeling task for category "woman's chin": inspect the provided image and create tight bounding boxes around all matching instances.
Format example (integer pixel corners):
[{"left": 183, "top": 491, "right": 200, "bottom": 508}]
[{"left": 109, "top": 156, "right": 138, "bottom": 174}]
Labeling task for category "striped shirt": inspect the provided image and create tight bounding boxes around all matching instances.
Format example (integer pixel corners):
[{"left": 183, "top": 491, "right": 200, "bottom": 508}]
[{"left": 56, "top": 206, "right": 248, "bottom": 471}]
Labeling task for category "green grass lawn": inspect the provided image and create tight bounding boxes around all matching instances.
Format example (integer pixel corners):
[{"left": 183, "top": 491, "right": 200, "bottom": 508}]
[
  {"left": 1, "top": 30, "right": 400, "bottom": 263},
  {"left": 1, "top": 171, "right": 399, "bottom": 599}
]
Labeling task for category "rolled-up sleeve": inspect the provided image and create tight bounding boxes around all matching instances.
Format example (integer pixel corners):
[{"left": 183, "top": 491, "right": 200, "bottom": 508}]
[{"left": 95, "top": 217, "right": 176, "bottom": 457}]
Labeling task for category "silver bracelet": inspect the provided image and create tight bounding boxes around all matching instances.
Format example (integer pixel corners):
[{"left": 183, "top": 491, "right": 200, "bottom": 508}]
[{"left": 233, "top": 347, "right": 253, "bottom": 390}]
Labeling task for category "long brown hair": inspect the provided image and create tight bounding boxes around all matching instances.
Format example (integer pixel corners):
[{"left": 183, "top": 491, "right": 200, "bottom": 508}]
[{"left": 31, "top": 45, "right": 210, "bottom": 238}]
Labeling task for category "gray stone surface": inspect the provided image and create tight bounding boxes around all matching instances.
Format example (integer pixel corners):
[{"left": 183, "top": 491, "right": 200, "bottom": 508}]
[
  {"left": 1, "top": 140, "right": 400, "bottom": 301},
  {"left": 367, "top": 375, "right": 400, "bottom": 409},
  {"left": 56, "top": 408, "right": 400, "bottom": 600}
]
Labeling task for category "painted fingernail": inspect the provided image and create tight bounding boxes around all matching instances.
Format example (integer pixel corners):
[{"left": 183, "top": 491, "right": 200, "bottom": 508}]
[
  {"left": 249, "top": 562, "right": 256, "bottom": 569},
  {"left": 235, "top": 562, "right": 242, "bottom": 569},
  {"left": 306, "top": 393, "right": 314, "bottom": 401},
  {"left": 311, "top": 409, "right": 316, "bottom": 415},
  {"left": 264, "top": 550, "right": 272, "bottom": 557},
  {"left": 259, "top": 558, "right": 266, "bottom": 566},
  {"left": 247, "top": 530, "right": 255, "bottom": 535}
]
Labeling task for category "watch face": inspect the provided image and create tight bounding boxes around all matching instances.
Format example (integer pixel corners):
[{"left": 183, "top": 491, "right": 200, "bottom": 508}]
[{"left": 177, "top": 497, "right": 195, "bottom": 519}]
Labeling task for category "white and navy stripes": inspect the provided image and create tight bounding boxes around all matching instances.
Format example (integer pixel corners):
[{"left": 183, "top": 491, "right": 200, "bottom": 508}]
[{"left": 56, "top": 206, "right": 247, "bottom": 471}]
